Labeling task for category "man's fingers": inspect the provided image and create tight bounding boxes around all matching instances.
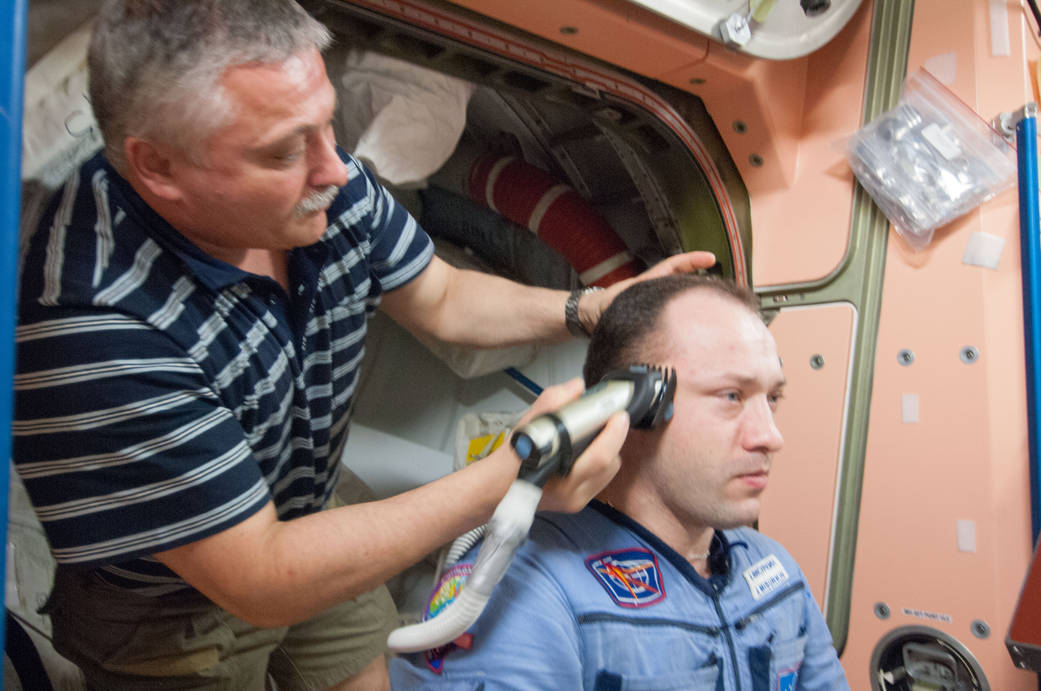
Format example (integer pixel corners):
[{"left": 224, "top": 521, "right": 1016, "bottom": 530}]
[
  {"left": 583, "top": 410, "right": 629, "bottom": 459},
  {"left": 583, "top": 251, "right": 717, "bottom": 327},
  {"left": 515, "top": 377, "right": 585, "bottom": 427},
  {"left": 644, "top": 251, "right": 717, "bottom": 278},
  {"left": 539, "top": 410, "right": 628, "bottom": 513}
]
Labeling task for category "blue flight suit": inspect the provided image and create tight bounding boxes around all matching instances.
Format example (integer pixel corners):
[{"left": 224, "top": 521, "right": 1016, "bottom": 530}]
[{"left": 390, "top": 500, "right": 849, "bottom": 690}]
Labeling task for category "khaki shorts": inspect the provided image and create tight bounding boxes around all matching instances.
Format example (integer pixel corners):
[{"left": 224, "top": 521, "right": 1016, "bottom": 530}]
[{"left": 43, "top": 566, "right": 398, "bottom": 690}]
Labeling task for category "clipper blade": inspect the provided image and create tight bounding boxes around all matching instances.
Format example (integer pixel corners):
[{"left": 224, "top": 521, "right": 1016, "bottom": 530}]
[{"left": 625, "top": 364, "right": 676, "bottom": 429}]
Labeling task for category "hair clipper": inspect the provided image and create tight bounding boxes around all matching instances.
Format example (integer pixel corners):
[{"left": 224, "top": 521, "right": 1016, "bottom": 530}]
[{"left": 510, "top": 364, "right": 677, "bottom": 486}]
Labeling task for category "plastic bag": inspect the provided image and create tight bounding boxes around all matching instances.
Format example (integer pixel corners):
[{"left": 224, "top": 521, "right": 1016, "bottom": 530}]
[
  {"left": 845, "top": 68, "right": 1017, "bottom": 251},
  {"left": 454, "top": 411, "right": 520, "bottom": 471}
]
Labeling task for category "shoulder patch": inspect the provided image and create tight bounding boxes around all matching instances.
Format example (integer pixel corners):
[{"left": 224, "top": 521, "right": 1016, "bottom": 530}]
[
  {"left": 742, "top": 554, "right": 789, "bottom": 601},
  {"left": 585, "top": 548, "right": 666, "bottom": 608},
  {"left": 422, "top": 563, "right": 475, "bottom": 674}
]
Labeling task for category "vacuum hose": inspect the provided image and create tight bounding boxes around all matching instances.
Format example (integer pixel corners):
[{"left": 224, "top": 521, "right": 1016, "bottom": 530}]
[
  {"left": 386, "top": 480, "right": 541, "bottom": 653},
  {"left": 386, "top": 365, "right": 676, "bottom": 653}
]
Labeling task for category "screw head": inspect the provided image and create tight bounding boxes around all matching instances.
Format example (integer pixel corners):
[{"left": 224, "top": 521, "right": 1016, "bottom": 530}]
[{"left": 971, "top": 620, "right": 990, "bottom": 639}]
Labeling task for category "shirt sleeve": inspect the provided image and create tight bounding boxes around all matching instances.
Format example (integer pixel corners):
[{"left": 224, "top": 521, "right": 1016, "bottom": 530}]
[
  {"left": 797, "top": 587, "right": 851, "bottom": 690},
  {"left": 326, "top": 152, "right": 435, "bottom": 294},
  {"left": 13, "top": 305, "right": 270, "bottom": 567},
  {"left": 389, "top": 541, "right": 586, "bottom": 689}
]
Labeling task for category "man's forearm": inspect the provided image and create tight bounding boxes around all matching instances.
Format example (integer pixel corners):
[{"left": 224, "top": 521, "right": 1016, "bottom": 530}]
[
  {"left": 381, "top": 256, "right": 574, "bottom": 348},
  {"left": 155, "top": 447, "right": 516, "bottom": 628}
]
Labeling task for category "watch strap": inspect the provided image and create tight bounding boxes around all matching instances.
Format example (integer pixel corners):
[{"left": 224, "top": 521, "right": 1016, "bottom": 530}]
[{"left": 565, "top": 286, "right": 603, "bottom": 337}]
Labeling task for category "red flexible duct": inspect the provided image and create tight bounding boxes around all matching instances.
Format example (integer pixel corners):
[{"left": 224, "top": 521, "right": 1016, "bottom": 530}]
[{"left": 467, "top": 155, "right": 642, "bottom": 287}]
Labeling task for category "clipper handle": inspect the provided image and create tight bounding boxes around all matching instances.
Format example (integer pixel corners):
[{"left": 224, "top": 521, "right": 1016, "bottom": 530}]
[{"left": 510, "top": 365, "right": 676, "bottom": 486}]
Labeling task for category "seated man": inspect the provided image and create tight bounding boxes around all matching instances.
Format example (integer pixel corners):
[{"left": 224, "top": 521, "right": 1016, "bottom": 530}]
[{"left": 390, "top": 275, "right": 850, "bottom": 690}]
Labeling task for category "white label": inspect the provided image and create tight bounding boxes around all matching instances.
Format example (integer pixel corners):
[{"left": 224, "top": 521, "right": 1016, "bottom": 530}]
[
  {"left": 962, "top": 231, "right": 1005, "bottom": 270},
  {"left": 901, "top": 393, "right": 919, "bottom": 424},
  {"left": 743, "top": 554, "right": 789, "bottom": 601},
  {"left": 957, "top": 520, "right": 977, "bottom": 553},
  {"left": 902, "top": 607, "right": 953, "bottom": 623},
  {"left": 921, "top": 123, "right": 962, "bottom": 160},
  {"left": 990, "top": 0, "right": 1011, "bottom": 57}
]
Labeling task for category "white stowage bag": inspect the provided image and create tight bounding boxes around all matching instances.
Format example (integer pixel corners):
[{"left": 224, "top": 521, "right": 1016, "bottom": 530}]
[
  {"left": 414, "top": 240, "right": 539, "bottom": 378},
  {"left": 22, "top": 20, "right": 101, "bottom": 187},
  {"left": 20, "top": 19, "right": 103, "bottom": 238},
  {"left": 337, "top": 49, "right": 475, "bottom": 188}
]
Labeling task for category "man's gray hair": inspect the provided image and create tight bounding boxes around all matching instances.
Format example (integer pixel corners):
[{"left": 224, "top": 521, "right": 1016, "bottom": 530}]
[{"left": 89, "top": 0, "right": 332, "bottom": 173}]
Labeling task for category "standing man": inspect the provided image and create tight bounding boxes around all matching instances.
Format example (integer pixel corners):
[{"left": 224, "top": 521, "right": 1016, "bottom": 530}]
[
  {"left": 390, "top": 275, "right": 850, "bottom": 690},
  {"left": 13, "top": 1, "right": 715, "bottom": 689}
]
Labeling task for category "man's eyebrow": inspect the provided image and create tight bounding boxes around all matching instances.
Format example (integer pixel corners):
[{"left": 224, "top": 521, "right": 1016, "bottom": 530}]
[
  {"left": 254, "top": 88, "right": 338, "bottom": 150},
  {"left": 254, "top": 118, "right": 333, "bottom": 151},
  {"left": 704, "top": 373, "right": 787, "bottom": 389},
  {"left": 256, "top": 127, "right": 308, "bottom": 148}
]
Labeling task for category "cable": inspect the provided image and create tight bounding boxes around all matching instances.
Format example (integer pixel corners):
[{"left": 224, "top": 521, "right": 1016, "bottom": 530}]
[
  {"left": 503, "top": 367, "right": 542, "bottom": 395},
  {"left": 1025, "top": 0, "right": 1041, "bottom": 39}
]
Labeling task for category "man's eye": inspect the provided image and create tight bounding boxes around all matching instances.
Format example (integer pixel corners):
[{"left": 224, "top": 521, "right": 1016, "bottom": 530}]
[
  {"left": 768, "top": 392, "right": 785, "bottom": 408},
  {"left": 722, "top": 391, "right": 741, "bottom": 402}
]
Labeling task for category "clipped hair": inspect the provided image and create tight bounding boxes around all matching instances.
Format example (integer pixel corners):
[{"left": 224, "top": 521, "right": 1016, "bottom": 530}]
[{"left": 583, "top": 275, "right": 761, "bottom": 387}]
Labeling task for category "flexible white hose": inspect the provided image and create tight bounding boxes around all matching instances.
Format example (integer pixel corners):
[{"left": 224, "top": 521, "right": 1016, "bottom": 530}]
[
  {"left": 444, "top": 525, "right": 486, "bottom": 567},
  {"left": 386, "top": 480, "right": 543, "bottom": 653}
]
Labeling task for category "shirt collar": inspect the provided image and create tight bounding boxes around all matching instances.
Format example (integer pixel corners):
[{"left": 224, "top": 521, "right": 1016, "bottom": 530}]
[{"left": 102, "top": 154, "right": 284, "bottom": 292}]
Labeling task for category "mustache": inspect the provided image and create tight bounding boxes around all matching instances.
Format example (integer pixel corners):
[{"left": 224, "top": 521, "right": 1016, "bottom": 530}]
[{"left": 295, "top": 185, "right": 339, "bottom": 217}]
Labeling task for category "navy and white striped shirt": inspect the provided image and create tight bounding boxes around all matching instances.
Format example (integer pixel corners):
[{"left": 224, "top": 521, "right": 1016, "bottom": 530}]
[{"left": 14, "top": 150, "right": 434, "bottom": 594}]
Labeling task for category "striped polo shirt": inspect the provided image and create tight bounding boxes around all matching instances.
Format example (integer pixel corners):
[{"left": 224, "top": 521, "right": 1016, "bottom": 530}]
[{"left": 14, "top": 150, "right": 434, "bottom": 594}]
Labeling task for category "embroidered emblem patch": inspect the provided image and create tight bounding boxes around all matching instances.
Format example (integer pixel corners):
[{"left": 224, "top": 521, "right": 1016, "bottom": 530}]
[
  {"left": 422, "top": 563, "right": 474, "bottom": 674},
  {"left": 585, "top": 548, "right": 666, "bottom": 608},
  {"left": 742, "top": 554, "right": 789, "bottom": 601}
]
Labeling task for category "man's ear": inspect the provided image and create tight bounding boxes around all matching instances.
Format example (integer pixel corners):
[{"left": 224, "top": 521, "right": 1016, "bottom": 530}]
[{"left": 123, "top": 137, "right": 183, "bottom": 201}]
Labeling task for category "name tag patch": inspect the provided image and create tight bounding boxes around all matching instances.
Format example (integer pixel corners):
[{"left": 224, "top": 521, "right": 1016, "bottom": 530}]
[
  {"left": 585, "top": 548, "right": 666, "bottom": 608},
  {"left": 743, "top": 554, "right": 789, "bottom": 601}
]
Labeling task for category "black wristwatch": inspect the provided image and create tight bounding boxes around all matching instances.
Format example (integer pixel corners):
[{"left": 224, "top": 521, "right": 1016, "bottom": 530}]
[{"left": 565, "top": 286, "right": 603, "bottom": 337}]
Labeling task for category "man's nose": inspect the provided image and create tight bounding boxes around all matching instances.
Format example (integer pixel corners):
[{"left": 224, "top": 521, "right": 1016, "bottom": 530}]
[
  {"left": 309, "top": 129, "right": 348, "bottom": 189},
  {"left": 742, "top": 396, "right": 784, "bottom": 454}
]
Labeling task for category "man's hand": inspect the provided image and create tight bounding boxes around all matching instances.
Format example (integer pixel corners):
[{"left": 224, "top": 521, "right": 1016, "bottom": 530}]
[
  {"left": 538, "top": 410, "right": 627, "bottom": 513},
  {"left": 579, "top": 250, "right": 716, "bottom": 334},
  {"left": 495, "top": 378, "right": 628, "bottom": 513}
]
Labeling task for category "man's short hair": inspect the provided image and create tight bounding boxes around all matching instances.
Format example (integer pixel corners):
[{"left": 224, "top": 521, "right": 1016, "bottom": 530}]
[
  {"left": 583, "top": 275, "right": 762, "bottom": 386},
  {"left": 89, "top": 0, "right": 332, "bottom": 173}
]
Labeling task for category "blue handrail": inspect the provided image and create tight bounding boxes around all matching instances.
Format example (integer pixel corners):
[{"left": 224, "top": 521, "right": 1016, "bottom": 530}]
[
  {"left": 1017, "top": 104, "right": 1041, "bottom": 543},
  {"left": 0, "top": 0, "right": 29, "bottom": 674}
]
